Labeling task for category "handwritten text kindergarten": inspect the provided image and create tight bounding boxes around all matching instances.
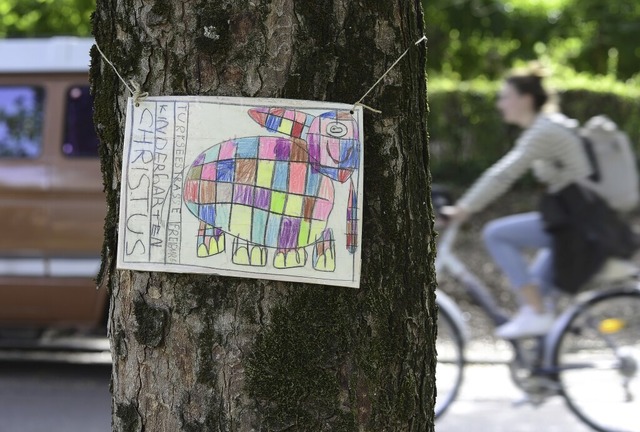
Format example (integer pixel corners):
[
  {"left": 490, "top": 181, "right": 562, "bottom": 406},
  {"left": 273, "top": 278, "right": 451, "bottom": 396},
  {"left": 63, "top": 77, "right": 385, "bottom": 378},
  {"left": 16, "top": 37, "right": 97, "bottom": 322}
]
[{"left": 123, "top": 101, "right": 189, "bottom": 265}]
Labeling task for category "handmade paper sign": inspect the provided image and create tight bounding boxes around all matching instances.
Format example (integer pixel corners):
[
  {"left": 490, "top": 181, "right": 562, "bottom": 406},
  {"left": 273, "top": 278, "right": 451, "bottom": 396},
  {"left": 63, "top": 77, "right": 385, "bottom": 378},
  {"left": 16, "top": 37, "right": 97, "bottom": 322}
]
[{"left": 117, "top": 96, "right": 363, "bottom": 288}]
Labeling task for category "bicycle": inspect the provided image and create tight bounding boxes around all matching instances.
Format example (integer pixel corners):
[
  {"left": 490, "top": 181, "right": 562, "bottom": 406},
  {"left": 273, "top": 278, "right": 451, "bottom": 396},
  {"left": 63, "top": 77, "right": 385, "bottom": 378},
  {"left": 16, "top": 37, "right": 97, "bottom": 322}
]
[{"left": 433, "top": 198, "right": 640, "bottom": 431}]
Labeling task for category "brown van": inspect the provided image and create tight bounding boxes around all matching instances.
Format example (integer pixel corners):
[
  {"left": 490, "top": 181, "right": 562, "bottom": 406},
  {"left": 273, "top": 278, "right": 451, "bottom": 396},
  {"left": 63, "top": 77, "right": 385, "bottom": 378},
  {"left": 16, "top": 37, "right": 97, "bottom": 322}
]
[{"left": 0, "top": 38, "right": 107, "bottom": 334}]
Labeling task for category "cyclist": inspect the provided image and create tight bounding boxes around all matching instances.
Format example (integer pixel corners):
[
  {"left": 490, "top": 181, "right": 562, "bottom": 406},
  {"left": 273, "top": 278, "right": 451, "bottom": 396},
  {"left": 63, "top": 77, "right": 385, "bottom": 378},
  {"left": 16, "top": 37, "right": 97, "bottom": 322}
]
[{"left": 441, "top": 68, "right": 594, "bottom": 339}]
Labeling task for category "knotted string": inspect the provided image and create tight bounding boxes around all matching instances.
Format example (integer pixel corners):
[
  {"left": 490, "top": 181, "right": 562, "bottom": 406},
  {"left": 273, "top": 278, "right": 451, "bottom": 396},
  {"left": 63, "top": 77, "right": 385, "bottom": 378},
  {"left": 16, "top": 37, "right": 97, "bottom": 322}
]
[{"left": 94, "top": 43, "right": 148, "bottom": 106}]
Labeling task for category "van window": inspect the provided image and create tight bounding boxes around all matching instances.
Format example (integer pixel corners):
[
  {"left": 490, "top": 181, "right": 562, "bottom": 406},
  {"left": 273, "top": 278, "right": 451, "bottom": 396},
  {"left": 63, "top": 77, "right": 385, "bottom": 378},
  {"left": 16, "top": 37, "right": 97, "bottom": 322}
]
[
  {"left": 63, "top": 85, "right": 100, "bottom": 158},
  {"left": 0, "top": 86, "right": 45, "bottom": 158}
]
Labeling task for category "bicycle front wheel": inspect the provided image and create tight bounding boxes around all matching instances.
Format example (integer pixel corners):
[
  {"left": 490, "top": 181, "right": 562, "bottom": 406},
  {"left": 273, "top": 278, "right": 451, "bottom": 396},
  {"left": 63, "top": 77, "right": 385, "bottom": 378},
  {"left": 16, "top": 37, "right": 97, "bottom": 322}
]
[
  {"left": 553, "top": 288, "right": 640, "bottom": 432},
  {"left": 435, "top": 305, "right": 465, "bottom": 419}
]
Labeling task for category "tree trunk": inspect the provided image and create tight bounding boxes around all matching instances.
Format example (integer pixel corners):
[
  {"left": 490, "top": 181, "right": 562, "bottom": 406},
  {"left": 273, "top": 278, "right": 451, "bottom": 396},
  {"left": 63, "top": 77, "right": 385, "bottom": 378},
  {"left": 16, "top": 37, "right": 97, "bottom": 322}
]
[{"left": 91, "top": 1, "right": 436, "bottom": 431}]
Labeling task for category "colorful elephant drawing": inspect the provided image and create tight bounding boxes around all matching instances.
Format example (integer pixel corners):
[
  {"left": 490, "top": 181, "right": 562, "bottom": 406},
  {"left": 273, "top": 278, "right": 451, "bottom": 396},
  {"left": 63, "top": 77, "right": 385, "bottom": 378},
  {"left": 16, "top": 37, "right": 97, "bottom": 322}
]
[{"left": 183, "top": 107, "right": 360, "bottom": 272}]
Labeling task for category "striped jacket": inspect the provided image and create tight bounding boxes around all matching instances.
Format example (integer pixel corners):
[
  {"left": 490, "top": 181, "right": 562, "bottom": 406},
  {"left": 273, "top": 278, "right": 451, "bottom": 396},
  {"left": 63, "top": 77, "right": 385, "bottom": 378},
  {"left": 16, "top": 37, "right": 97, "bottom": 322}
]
[{"left": 458, "top": 113, "right": 592, "bottom": 213}]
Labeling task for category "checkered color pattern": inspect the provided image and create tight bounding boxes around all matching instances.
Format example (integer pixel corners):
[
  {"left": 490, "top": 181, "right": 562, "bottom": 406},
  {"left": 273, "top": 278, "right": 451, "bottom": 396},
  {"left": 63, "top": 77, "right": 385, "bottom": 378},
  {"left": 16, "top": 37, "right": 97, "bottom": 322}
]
[
  {"left": 184, "top": 136, "right": 336, "bottom": 250},
  {"left": 256, "top": 107, "right": 313, "bottom": 138}
]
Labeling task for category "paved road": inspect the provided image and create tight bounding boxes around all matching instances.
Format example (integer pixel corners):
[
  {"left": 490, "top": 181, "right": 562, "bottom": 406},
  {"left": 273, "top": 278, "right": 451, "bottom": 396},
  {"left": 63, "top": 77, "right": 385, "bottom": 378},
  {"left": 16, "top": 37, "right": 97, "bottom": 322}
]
[
  {"left": 436, "top": 363, "right": 593, "bottom": 432},
  {"left": 0, "top": 360, "right": 111, "bottom": 432},
  {"left": 0, "top": 353, "right": 624, "bottom": 432}
]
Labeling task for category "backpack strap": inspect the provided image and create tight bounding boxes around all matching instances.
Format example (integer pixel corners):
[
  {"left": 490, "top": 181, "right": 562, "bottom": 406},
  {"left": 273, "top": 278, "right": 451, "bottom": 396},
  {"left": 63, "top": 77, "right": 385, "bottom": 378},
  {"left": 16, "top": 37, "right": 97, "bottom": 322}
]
[
  {"left": 581, "top": 137, "right": 602, "bottom": 183},
  {"left": 555, "top": 121, "right": 602, "bottom": 183}
]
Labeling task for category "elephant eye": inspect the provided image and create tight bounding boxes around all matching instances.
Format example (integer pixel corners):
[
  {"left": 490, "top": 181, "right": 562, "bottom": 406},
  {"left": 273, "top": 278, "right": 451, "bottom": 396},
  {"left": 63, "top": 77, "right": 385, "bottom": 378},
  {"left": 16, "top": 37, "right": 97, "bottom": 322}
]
[{"left": 327, "top": 121, "right": 348, "bottom": 138}]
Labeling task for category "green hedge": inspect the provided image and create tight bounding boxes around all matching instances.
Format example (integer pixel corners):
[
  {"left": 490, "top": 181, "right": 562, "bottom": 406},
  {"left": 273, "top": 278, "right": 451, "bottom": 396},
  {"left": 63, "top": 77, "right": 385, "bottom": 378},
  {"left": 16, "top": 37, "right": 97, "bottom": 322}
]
[{"left": 428, "top": 79, "right": 640, "bottom": 184}]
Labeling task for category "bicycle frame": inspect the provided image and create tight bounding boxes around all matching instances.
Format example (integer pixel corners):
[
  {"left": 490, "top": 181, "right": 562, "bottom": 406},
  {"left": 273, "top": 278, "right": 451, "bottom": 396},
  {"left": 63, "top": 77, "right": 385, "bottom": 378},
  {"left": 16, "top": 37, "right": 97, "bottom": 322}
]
[
  {"left": 436, "top": 222, "right": 510, "bottom": 328},
  {"left": 435, "top": 221, "right": 640, "bottom": 376},
  {"left": 432, "top": 194, "right": 640, "bottom": 429},
  {"left": 542, "top": 283, "right": 640, "bottom": 370}
]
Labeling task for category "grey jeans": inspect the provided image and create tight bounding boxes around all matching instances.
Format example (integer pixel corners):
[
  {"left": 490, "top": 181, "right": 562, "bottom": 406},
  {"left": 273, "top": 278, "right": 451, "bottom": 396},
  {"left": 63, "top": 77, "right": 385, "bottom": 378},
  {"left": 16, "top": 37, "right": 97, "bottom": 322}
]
[{"left": 482, "top": 212, "right": 555, "bottom": 302}]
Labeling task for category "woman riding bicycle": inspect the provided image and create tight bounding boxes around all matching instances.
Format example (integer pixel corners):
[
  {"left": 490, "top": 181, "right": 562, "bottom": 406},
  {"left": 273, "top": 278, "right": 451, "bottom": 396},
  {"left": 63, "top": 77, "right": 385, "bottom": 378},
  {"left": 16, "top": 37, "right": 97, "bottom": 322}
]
[{"left": 442, "top": 67, "right": 636, "bottom": 339}]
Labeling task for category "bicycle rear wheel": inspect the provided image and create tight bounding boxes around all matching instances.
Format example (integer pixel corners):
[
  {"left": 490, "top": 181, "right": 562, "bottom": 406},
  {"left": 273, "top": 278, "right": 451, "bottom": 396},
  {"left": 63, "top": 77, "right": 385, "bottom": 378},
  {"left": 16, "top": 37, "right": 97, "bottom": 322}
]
[
  {"left": 435, "top": 305, "right": 465, "bottom": 419},
  {"left": 553, "top": 289, "right": 640, "bottom": 432}
]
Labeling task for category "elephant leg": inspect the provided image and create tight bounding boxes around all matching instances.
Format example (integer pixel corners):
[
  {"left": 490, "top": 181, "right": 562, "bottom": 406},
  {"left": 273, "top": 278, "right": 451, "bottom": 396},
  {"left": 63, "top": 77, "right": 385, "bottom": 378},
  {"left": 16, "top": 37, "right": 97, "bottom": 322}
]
[
  {"left": 232, "top": 237, "right": 268, "bottom": 266},
  {"left": 273, "top": 248, "right": 308, "bottom": 269},
  {"left": 312, "top": 229, "right": 335, "bottom": 272},
  {"left": 197, "top": 222, "right": 225, "bottom": 257}
]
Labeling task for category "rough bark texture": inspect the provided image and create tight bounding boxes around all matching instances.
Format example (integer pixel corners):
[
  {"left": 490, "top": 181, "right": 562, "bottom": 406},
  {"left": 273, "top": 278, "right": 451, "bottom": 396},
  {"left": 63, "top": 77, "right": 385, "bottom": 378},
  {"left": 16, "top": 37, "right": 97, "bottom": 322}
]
[{"left": 91, "top": 1, "right": 436, "bottom": 431}]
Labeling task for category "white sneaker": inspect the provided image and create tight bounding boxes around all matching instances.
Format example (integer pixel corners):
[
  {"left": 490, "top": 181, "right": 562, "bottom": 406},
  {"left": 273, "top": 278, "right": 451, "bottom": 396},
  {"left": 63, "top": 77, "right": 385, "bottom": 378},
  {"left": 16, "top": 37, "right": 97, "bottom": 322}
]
[{"left": 495, "top": 307, "right": 554, "bottom": 339}]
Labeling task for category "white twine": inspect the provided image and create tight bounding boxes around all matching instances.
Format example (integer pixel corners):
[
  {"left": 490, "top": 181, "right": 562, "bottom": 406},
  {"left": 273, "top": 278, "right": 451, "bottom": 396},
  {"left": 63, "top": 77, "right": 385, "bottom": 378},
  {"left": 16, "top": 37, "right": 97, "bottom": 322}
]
[
  {"left": 95, "top": 35, "right": 427, "bottom": 112},
  {"left": 353, "top": 35, "right": 428, "bottom": 114},
  {"left": 94, "top": 43, "right": 148, "bottom": 106},
  {"left": 354, "top": 102, "right": 382, "bottom": 114}
]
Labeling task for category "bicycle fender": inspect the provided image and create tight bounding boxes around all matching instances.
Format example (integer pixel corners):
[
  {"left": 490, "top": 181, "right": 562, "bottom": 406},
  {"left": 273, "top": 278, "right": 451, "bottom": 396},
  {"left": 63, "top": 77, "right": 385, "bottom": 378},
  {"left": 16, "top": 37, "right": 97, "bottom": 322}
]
[{"left": 543, "top": 282, "right": 640, "bottom": 368}]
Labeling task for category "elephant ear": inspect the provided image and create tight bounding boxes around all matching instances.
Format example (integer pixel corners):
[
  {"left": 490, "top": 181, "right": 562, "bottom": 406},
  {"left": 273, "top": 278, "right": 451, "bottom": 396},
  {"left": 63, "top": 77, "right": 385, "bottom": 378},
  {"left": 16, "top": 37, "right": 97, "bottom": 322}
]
[{"left": 248, "top": 108, "right": 315, "bottom": 139}]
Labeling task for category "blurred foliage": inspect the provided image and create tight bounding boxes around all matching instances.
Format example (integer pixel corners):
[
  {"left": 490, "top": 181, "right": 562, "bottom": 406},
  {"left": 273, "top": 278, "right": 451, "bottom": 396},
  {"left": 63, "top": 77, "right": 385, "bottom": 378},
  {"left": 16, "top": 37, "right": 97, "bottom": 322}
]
[
  {"left": 1, "top": 0, "right": 638, "bottom": 81},
  {"left": 424, "top": 0, "right": 640, "bottom": 186},
  {"left": 0, "top": 87, "right": 45, "bottom": 157},
  {"left": 3, "top": 0, "right": 639, "bottom": 188},
  {"left": 0, "top": 0, "right": 94, "bottom": 37},
  {"left": 429, "top": 78, "right": 640, "bottom": 184},
  {"left": 1, "top": 0, "right": 637, "bottom": 82},
  {"left": 424, "top": 0, "right": 640, "bottom": 81}
]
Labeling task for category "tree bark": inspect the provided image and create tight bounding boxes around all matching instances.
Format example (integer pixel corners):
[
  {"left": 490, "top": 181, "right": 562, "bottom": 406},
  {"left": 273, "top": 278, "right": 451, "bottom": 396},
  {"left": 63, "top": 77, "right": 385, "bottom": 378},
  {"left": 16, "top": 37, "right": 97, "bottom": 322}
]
[{"left": 91, "top": 1, "right": 436, "bottom": 431}]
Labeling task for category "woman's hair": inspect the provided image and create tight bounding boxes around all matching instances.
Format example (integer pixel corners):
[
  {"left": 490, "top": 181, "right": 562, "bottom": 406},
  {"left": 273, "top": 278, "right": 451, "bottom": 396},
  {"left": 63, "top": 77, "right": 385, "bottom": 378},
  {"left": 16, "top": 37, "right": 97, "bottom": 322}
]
[{"left": 505, "top": 66, "right": 549, "bottom": 112}]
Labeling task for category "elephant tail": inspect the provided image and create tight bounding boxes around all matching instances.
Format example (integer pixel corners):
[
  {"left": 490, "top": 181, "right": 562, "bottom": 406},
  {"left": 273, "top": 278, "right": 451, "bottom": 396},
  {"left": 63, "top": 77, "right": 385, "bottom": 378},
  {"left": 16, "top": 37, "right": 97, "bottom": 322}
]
[{"left": 346, "top": 179, "right": 358, "bottom": 254}]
